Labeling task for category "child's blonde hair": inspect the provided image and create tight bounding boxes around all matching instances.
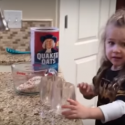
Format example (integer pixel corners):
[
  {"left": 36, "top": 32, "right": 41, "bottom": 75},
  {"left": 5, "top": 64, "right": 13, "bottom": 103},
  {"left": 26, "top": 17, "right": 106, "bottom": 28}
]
[{"left": 94, "top": 9, "right": 125, "bottom": 93}]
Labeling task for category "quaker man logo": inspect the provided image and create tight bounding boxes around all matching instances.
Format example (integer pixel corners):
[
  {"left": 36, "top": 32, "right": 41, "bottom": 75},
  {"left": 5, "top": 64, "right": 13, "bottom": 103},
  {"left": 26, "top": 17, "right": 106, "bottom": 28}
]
[{"left": 36, "top": 34, "right": 58, "bottom": 65}]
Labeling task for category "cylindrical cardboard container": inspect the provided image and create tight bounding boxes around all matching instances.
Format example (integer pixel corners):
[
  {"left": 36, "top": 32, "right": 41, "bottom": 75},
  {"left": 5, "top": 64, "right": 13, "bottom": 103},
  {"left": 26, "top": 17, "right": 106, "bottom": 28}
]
[{"left": 30, "top": 27, "right": 59, "bottom": 71}]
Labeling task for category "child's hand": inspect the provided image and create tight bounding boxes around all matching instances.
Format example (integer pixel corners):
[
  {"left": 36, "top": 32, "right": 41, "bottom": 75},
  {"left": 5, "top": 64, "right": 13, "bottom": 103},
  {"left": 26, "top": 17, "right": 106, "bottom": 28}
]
[
  {"left": 62, "top": 99, "right": 104, "bottom": 120},
  {"left": 77, "top": 83, "right": 94, "bottom": 98},
  {"left": 62, "top": 99, "right": 89, "bottom": 119}
]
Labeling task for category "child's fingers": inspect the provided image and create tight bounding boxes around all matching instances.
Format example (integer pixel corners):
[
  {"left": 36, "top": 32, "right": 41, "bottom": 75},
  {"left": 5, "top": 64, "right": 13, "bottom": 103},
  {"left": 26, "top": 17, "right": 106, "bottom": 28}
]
[
  {"left": 62, "top": 105, "right": 76, "bottom": 110},
  {"left": 77, "top": 83, "right": 84, "bottom": 89},
  {"left": 77, "top": 83, "right": 81, "bottom": 87},
  {"left": 82, "top": 83, "right": 87, "bottom": 89},
  {"left": 86, "top": 85, "right": 91, "bottom": 92},
  {"left": 67, "top": 99, "right": 78, "bottom": 105},
  {"left": 78, "top": 83, "right": 88, "bottom": 92},
  {"left": 62, "top": 112, "right": 77, "bottom": 119},
  {"left": 65, "top": 114, "right": 78, "bottom": 119},
  {"left": 78, "top": 83, "right": 91, "bottom": 93},
  {"left": 62, "top": 110, "right": 76, "bottom": 117}
]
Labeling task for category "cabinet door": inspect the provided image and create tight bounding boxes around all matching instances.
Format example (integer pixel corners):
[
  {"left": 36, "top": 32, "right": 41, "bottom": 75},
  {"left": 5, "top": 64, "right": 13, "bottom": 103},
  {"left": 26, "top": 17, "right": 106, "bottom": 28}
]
[{"left": 59, "top": 0, "right": 116, "bottom": 125}]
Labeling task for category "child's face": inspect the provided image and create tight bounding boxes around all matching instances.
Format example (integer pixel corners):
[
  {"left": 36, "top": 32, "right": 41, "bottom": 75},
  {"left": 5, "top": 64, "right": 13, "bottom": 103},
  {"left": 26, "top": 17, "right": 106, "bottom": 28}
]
[{"left": 105, "top": 25, "right": 125, "bottom": 69}]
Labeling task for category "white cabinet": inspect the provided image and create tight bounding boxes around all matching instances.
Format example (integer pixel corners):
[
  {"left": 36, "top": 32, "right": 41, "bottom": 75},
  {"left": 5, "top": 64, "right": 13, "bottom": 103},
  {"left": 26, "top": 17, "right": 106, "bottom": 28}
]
[{"left": 58, "top": 0, "right": 116, "bottom": 125}]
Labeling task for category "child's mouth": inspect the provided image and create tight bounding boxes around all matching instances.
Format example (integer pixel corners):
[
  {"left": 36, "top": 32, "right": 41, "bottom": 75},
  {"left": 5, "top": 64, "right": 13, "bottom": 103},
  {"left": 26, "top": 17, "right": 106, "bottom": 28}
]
[{"left": 112, "top": 57, "right": 122, "bottom": 60}]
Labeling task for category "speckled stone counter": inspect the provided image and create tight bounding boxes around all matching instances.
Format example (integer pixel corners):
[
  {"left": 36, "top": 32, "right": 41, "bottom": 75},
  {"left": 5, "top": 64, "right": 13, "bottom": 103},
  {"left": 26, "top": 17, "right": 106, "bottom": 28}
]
[
  {"left": 0, "top": 54, "right": 31, "bottom": 65},
  {"left": 0, "top": 72, "right": 83, "bottom": 125}
]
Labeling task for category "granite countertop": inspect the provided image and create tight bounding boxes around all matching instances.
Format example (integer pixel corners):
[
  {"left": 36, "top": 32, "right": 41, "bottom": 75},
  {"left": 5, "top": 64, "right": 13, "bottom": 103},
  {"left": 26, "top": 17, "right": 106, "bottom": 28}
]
[
  {"left": 0, "top": 71, "right": 83, "bottom": 125},
  {"left": 0, "top": 54, "right": 31, "bottom": 65}
]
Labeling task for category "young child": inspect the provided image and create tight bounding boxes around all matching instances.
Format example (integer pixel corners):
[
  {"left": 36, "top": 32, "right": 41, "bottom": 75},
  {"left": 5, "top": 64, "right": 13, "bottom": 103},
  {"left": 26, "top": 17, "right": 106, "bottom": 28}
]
[{"left": 62, "top": 9, "right": 125, "bottom": 125}]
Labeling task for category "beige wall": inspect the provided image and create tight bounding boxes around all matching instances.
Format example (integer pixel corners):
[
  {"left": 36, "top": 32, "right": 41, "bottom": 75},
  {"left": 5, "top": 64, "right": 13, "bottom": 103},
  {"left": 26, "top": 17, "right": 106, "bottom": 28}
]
[{"left": 0, "top": 0, "right": 57, "bottom": 26}]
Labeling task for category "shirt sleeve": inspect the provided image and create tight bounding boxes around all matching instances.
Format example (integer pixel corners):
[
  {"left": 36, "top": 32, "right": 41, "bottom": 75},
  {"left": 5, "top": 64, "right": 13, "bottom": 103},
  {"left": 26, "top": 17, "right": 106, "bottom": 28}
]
[{"left": 99, "top": 100, "right": 125, "bottom": 123}]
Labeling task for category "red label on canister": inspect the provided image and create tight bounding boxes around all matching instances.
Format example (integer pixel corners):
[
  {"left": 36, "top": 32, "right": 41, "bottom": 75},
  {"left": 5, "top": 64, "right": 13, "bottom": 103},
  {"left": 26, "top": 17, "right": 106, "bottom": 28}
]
[
  {"left": 30, "top": 27, "right": 59, "bottom": 71},
  {"left": 17, "top": 72, "right": 26, "bottom": 75}
]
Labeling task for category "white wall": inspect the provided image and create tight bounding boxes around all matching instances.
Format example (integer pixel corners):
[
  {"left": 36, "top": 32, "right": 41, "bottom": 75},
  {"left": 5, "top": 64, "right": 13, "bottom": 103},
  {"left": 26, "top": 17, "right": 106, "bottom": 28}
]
[{"left": 0, "top": 0, "right": 58, "bottom": 26}]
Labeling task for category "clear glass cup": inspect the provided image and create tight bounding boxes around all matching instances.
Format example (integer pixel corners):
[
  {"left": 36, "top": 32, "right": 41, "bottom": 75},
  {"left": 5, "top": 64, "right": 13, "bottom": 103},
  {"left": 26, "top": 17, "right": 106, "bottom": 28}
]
[
  {"left": 11, "top": 62, "right": 47, "bottom": 95},
  {"left": 39, "top": 71, "right": 76, "bottom": 119},
  {"left": 40, "top": 75, "right": 54, "bottom": 104},
  {"left": 40, "top": 74, "right": 56, "bottom": 118},
  {"left": 40, "top": 76, "right": 76, "bottom": 124},
  {"left": 51, "top": 77, "right": 76, "bottom": 114}
]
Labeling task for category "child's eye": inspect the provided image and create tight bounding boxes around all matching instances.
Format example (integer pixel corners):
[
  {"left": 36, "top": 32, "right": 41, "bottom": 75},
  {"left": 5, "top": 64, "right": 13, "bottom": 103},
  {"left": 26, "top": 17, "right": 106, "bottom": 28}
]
[{"left": 108, "top": 41, "right": 114, "bottom": 45}]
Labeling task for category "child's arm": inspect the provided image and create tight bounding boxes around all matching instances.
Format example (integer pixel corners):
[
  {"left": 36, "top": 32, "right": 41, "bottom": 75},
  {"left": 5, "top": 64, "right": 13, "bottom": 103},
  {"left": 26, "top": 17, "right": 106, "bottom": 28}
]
[
  {"left": 98, "top": 100, "right": 125, "bottom": 123},
  {"left": 86, "top": 82, "right": 125, "bottom": 122},
  {"left": 62, "top": 99, "right": 125, "bottom": 123}
]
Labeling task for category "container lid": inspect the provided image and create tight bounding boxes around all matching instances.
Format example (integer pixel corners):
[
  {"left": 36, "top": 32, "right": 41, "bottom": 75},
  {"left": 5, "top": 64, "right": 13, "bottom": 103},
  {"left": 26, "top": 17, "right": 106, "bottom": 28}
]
[{"left": 30, "top": 27, "right": 59, "bottom": 32}]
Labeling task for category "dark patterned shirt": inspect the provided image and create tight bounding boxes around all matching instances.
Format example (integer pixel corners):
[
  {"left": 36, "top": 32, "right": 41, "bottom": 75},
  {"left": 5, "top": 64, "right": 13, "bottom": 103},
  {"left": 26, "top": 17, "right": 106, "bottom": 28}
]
[{"left": 95, "top": 68, "right": 125, "bottom": 125}]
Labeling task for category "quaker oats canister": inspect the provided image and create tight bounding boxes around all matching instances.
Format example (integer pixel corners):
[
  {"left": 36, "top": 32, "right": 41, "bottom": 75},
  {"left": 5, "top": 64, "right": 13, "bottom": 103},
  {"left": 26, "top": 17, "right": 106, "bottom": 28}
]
[{"left": 30, "top": 27, "right": 59, "bottom": 71}]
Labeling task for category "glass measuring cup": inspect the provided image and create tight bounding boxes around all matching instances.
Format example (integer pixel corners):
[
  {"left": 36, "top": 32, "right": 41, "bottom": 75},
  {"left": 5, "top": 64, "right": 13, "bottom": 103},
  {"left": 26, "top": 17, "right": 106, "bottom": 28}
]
[
  {"left": 40, "top": 75, "right": 77, "bottom": 124},
  {"left": 40, "top": 73, "right": 56, "bottom": 118},
  {"left": 11, "top": 62, "right": 47, "bottom": 95},
  {"left": 51, "top": 77, "right": 76, "bottom": 114},
  {"left": 39, "top": 72, "right": 76, "bottom": 118}
]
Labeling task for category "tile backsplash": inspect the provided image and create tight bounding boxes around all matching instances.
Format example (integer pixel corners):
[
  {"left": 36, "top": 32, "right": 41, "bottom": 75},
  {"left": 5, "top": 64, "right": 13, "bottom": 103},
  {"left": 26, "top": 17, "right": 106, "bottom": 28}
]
[{"left": 0, "top": 20, "right": 52, "bottom": 54}]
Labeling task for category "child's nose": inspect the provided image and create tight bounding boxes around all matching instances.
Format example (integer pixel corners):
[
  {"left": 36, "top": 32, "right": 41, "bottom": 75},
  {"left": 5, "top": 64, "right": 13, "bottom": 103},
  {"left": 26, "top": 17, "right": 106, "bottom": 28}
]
[{"left": 113, "top": 45, "right": 121, "bottom": 53}]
